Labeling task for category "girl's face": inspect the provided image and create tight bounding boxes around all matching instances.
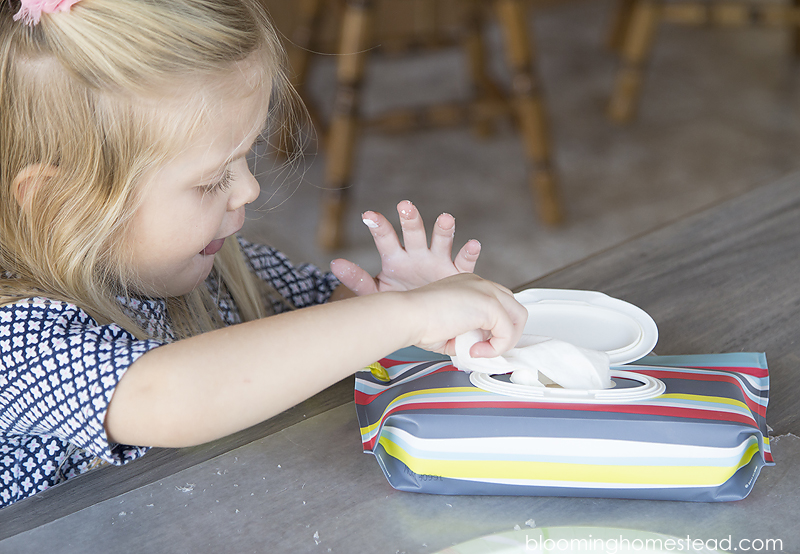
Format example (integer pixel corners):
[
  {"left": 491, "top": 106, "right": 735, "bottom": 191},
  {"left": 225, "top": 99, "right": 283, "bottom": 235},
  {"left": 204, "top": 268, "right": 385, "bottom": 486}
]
[{"left": 126, "top": 94, "right": 265, "bottom": 297}]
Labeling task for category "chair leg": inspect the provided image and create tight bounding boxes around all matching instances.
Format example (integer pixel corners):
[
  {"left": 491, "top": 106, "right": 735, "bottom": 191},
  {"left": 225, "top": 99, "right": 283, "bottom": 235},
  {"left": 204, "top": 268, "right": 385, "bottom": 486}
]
[
  {"left": 317, "top": 0, "right": 374, "bottom": 251},
  {"left": 494, "top": 0, "right": 563, "bottom": 226},
  {"left": 607, "top": 0, "right": 638, "bottom": 53},
  {"left": 607, "top": 0, "right": 660, "bottom": 123},
  {"left": 412, "top": 0, "right": 439, "bottom": 50},
  {"left": 287, "top": 0, "right": 325, "bottom": 83},
  {"left": 463, "top": 0, "right": 500, "bottom": 138},
  {"left": 792, "top": 0, "right": 800, "bottom": 59},
  {"left": 279, "top": 0, "right": 326, "bottom": 158}
]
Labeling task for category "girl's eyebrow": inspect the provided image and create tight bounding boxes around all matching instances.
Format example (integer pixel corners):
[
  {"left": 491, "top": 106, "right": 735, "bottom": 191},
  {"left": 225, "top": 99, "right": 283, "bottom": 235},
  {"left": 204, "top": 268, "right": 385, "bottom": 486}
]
[
  {"left": 222, "top": 129, "right": 265, "bottom": 165},
  {"left": 194, "top": 122, "right": 266, "bottom": 182},
  {"left": 199, "top": 134, "right": 259, "bottom": 180}
]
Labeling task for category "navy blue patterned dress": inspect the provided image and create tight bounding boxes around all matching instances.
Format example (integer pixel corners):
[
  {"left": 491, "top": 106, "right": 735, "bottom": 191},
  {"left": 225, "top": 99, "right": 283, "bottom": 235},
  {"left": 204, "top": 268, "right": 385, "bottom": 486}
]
[{"left": 0, "top": 238, "right": 339, "bottom": 507}]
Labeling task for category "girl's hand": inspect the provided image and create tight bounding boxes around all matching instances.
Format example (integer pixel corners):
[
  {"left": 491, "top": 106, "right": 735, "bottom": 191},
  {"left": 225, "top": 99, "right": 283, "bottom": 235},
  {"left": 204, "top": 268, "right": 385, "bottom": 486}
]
[
  {"left": 401, "top": 273, "right": 528, "bottom": 357},
  {"left": 330, "top": 200, "right": 481, "bottom": 296}
]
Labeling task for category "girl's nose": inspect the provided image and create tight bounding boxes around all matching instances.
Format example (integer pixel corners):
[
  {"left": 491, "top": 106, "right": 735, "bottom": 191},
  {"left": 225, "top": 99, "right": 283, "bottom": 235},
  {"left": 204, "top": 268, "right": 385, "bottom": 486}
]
[{"left": 228, "top": 161, "right": 261, "bottom": 211}]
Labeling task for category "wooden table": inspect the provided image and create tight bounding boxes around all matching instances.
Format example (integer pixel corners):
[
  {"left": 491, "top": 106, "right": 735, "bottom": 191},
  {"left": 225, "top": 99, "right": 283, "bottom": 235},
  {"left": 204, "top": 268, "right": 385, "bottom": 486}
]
[{"left": 2, "top": 175, "right": 800, "bottom": 553}]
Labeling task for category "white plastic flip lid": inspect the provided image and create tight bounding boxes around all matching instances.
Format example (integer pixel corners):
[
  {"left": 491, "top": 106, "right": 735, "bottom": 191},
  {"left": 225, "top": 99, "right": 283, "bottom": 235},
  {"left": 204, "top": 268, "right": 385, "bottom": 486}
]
[
  {"left": 460, "top": 289, "right": 662, "bottom": 403},
  {"left": 513, "top": 288, "right": 658, "bottom": 365}
]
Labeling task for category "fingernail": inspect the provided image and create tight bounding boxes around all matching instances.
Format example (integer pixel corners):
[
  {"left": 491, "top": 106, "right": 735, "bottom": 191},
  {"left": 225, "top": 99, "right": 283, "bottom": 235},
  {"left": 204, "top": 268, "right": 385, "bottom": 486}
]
[
  {"left": 361, "top": 213, "right": 379, "bottom": 228},
  {"left": 466, "top": 240, "right": 481, "bottom": 255},
  {"left": 398, "top": 200, "right": 415, "bottom": 219},
  {"left": 437, "top": 213, "right": 455, "bottom": 230}
]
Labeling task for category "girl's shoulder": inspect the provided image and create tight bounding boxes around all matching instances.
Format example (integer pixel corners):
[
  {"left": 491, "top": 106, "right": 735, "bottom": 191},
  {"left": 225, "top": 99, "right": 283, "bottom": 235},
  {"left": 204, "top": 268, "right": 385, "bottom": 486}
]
[
  {"left": 0, "top": 295, "right": 169, "bottom": 350},
  {"left": 0, "top": 296, "right": 155, "bottom": 507},
  {"left": 1, "top": 296, "right": 118, "bottom": 331},
  {"left": 0, "top": 296, "right": 87, "bottom": 325}
]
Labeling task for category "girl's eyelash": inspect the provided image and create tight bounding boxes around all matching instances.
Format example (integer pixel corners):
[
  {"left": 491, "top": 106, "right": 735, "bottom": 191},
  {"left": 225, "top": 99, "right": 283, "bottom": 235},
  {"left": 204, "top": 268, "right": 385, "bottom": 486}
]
[{"left": 202, "top": 169, "right": 232, "bottom": 195}]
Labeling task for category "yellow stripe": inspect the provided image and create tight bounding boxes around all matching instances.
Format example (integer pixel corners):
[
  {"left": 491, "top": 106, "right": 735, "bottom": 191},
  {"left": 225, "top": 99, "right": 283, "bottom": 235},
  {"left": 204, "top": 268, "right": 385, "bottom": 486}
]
[
  {"left": 379, "top": 437, "right": 760, "bottom": 486},
  {"left": 658, "top": 393, "right": 750, "bottom": 412}
]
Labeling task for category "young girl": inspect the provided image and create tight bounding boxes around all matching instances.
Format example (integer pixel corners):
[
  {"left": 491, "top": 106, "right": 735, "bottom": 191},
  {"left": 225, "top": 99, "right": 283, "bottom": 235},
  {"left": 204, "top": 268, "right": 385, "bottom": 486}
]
[{"left": 0, "top": 0, "right": 526, "bottom": 507}]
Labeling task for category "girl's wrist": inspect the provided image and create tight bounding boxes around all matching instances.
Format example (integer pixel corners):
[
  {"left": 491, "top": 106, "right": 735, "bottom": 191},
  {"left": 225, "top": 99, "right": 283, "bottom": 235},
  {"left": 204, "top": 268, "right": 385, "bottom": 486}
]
[
  {"left": 388, "top": 288, "right": 437, "bottom": 350},
  {"left": 360, "top": 289, "right": 425, "bottom": 350}
]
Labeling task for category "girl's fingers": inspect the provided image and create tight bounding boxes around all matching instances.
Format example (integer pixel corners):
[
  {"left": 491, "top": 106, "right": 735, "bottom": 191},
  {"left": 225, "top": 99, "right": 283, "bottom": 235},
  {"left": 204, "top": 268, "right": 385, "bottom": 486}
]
[
  {"left": 329, "top": 258, "right": 378, "bottom": 296},
  {"left": 453, "top": 239, "right": 481, "bottom": 273},
  {"left": 396, "top": 200, "right": 429, "bottom": 252},
  {"left": 409, "top": 274, "right": 527, "bottom": 356},
  {"left": 362, "top": 210, "right": 403, "bottom": 259},
  {"left": 430, "top": 213, "right": 456, "bottom": 259},
  {"left": 471, "top": 286, "right": 528, "bottom": 358}
]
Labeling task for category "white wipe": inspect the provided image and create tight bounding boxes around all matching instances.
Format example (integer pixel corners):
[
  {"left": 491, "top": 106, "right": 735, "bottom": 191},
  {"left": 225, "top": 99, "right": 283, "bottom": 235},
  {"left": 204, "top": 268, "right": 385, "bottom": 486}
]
[{"left": 451, "top": 330, "right": 612, "bottom": 390}]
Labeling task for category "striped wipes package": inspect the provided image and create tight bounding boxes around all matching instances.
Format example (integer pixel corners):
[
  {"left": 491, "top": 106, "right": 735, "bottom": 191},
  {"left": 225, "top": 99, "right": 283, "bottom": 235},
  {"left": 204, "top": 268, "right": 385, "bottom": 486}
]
[{"left": 354, "top": 348, "right": 773, "bottom": 502}]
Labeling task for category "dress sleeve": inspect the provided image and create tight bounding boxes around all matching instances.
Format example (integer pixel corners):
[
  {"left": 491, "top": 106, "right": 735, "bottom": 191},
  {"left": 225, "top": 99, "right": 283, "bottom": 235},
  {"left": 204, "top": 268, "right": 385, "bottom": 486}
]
[
  {"left": 0, "top": 297, "right": 164, "bottom": 466},
  {"left": 237, "top": 237, "right": 340, "bottom": 310}
]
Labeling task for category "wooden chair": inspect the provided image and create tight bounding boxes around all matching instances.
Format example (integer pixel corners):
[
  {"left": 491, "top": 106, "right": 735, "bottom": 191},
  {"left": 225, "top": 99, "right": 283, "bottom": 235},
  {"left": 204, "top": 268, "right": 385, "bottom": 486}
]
[
  {"left": 285, "top": 0, "right": 563, "bottom": 250},
  {"left": 607, "top": 0, "right": 800, "bottom": 123}
]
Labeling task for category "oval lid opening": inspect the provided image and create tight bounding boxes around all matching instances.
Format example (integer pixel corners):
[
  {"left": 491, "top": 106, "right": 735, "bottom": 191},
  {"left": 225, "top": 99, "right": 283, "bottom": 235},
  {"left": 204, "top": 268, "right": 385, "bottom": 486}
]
[
  {"left": 514, "top": 289, "right": 658, "bottom": 365},
  {"left": 470, "top": 370, "right": 666, "bottom": 403}
]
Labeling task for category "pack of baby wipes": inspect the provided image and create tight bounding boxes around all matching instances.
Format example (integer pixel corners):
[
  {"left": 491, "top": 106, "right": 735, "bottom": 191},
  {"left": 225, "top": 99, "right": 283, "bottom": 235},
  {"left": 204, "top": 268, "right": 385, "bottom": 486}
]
[{"left": 354, "top": 289, "right": 772, "bottom": 501}]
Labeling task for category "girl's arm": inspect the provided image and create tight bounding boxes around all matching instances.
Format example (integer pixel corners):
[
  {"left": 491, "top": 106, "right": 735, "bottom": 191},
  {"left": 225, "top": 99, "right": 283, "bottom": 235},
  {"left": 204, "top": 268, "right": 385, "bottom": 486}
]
[{"left": 105, "top": 274, "right": 526, "bottom": 448}]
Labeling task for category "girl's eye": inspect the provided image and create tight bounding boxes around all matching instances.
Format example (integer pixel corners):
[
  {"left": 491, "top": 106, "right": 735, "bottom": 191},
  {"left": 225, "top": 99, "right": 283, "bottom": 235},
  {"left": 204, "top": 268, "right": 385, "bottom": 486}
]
[{"left": 201, "top": 169, "right": 232, "bottom": 196}]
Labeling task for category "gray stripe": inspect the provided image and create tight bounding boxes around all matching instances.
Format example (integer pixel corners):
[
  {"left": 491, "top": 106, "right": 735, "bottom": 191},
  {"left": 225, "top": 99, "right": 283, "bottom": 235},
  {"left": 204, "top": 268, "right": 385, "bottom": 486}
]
[{"left": 380, "top": 412, "right": 766, "bottom": 449}]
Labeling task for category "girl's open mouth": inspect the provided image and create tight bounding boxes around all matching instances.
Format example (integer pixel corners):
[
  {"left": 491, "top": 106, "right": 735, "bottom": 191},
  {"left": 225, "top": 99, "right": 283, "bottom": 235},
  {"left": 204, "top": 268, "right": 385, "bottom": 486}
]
[{"left": 200, "top": 238, "right": 226, "bottom": 256}]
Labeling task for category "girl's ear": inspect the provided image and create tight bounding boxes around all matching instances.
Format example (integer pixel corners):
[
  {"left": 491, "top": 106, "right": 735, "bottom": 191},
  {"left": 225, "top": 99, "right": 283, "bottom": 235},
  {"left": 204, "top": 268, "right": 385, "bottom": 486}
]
[{"left": 12, "top": 164, "right": 57, "bottom": 213}]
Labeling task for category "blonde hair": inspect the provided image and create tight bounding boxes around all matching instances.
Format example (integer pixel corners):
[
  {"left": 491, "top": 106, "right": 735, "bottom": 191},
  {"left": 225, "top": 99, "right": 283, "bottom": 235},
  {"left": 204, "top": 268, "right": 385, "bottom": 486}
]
[{"left": 0, "top": 0, "right": 300, "bottom": 339}]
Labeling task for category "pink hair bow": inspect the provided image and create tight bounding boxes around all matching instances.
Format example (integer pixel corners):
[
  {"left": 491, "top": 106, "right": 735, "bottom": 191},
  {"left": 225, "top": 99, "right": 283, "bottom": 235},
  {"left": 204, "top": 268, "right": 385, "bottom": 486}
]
[{"left": 13, "top": 0, "right": 82, "bottom": 25}]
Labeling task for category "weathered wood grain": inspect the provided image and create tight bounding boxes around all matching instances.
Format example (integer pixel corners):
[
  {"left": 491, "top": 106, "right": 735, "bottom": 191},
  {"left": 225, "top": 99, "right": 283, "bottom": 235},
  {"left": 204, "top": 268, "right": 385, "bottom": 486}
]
[
  {"left": 2, "top": 173, "right": 799, "bottom": 540},
  {"left": 522, "top": 174, "right": 800, "bottom": 434}
]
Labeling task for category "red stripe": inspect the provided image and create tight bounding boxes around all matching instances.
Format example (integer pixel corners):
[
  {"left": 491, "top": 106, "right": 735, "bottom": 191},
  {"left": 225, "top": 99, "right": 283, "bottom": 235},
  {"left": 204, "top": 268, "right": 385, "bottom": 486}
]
[
  {"left": 635, "top": 369, "right": 767, "bottom": 418},
  {"left": 361, "top": 400, "right": 759, "bottom": 450},
  {"left": 378, "top": 357, "right": 458, "bottom": 369},
  {"left": 691, "top": 365, "right": 769, "bottom": 378},
  {"left": 377, "top": 358, "right": 412, "bottom": 368},
  {"left": 359, "top": 367, "right": 766, "bottom": 416},
  {"left": 355, "top": 389, "right": 378, "bottom": 404},
  {"left": 637, "top": 365, "right": 767, "bottom": 380}
]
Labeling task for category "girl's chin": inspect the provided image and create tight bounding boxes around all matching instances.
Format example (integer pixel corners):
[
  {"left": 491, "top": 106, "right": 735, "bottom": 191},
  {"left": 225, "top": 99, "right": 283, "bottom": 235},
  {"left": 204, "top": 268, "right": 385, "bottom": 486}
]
[
  {"left": 128, "top": 252, "right": 218, "bottom": 298},
  {"left": 155, "top": 258, "right": 216, "bottom": 297}
]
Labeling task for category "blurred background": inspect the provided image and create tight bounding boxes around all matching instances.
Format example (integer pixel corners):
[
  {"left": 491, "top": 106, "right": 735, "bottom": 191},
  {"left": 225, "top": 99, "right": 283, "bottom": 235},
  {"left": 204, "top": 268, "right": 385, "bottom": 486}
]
[{"left": 242, "top": 0, "right": 800, "bottom": 290}]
